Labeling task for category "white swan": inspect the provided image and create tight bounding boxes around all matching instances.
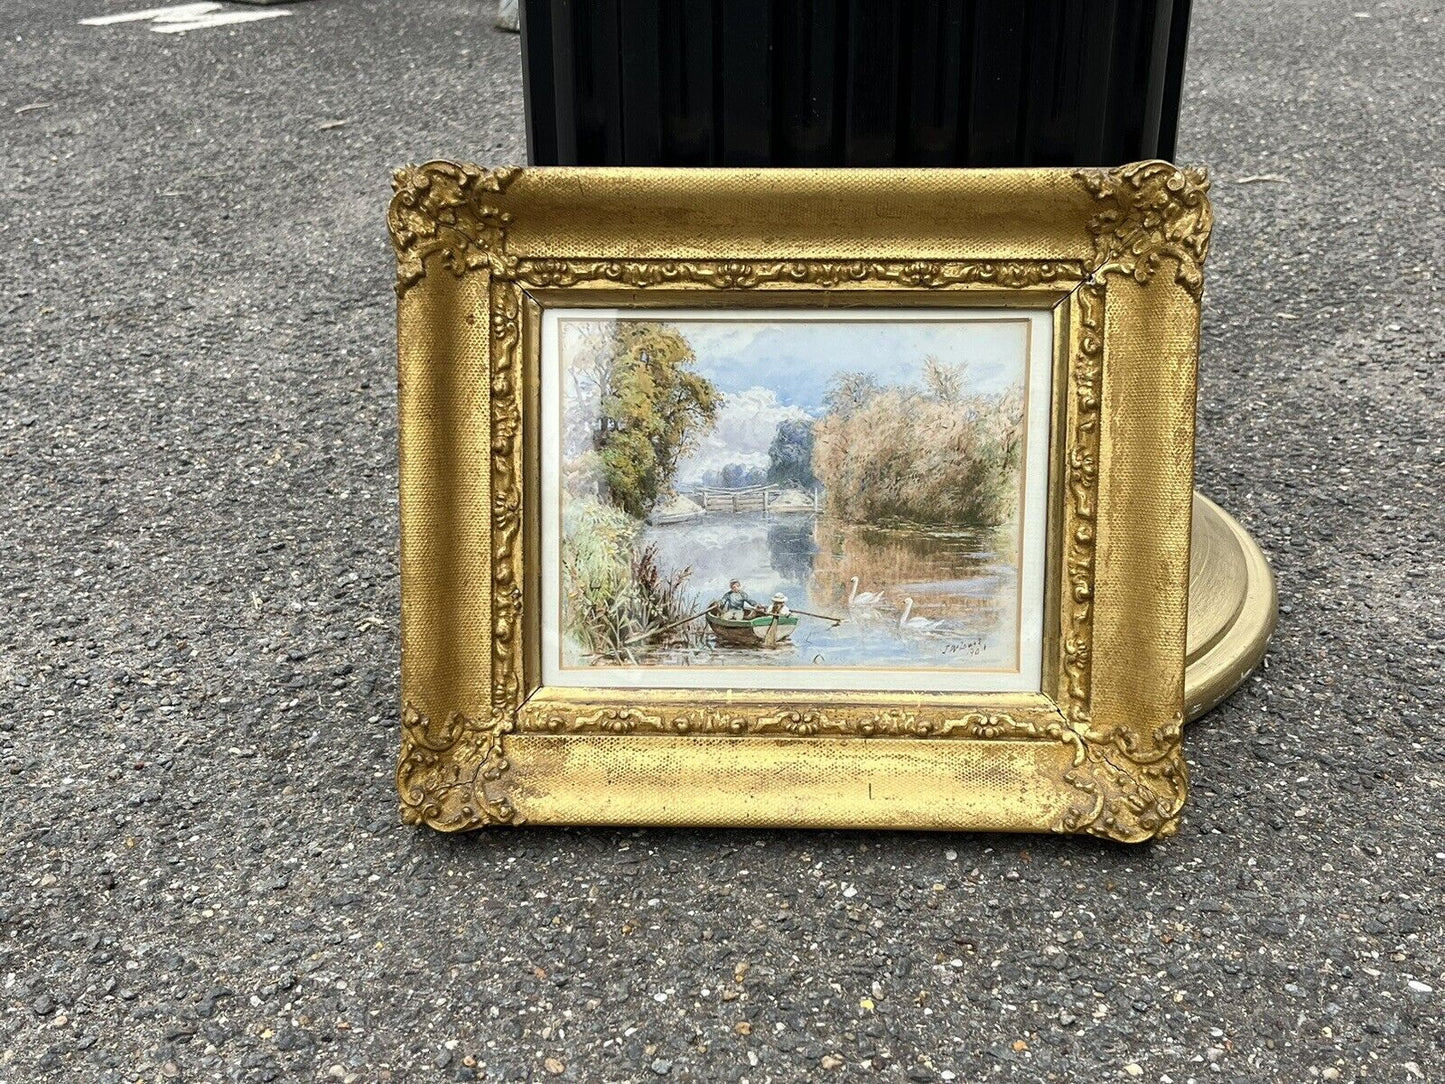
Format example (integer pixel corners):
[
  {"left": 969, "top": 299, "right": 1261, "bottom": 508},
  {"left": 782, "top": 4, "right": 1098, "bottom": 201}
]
[
  {"left": 898, "top": 598, "right": 943, "bottom": 631},
  {"left": 847, "top": 575, "right": 885, "bottom": 609}
]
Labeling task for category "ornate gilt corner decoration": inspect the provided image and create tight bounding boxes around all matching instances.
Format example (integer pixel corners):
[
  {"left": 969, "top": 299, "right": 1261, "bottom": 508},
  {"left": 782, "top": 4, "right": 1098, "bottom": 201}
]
[
  {"left": 1075, "top": 161, "right": 1213, "bottom": 301},
  {"left": 934, "top": 711, "right": 1183, "bottom": 842},
  {"left": 396, "top": 703, "right": 520, "bottom": 831},
  {"left": 1061, "top": 716, "right": 1188, "bottom": 842},
  {"left": 388, "top": 161, "right": 523, "bottom": 295}
]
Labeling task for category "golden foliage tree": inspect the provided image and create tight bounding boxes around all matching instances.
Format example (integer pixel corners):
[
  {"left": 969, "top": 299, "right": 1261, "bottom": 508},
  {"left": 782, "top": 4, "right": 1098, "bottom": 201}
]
[
  {"left": 600, "top": 324, "right": 719, "bottom": 518},
  {"left": 813, "top": 361, "right": 1022, "bottom": 526}
]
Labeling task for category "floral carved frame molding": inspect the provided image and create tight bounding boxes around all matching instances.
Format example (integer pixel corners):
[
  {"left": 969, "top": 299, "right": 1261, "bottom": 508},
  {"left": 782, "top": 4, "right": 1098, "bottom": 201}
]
[{"left": 390, "top": 162, "right": 1211, "bottom": 842}]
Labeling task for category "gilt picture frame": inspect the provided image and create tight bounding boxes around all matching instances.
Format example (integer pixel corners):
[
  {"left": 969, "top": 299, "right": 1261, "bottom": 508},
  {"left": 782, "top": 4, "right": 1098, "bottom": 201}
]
[{"left": 389, "top": 161, "right": 1211, "bottom": 841}]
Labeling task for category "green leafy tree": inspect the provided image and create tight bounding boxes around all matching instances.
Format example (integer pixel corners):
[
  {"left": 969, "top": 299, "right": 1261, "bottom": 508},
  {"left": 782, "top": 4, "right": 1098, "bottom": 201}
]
[
  {"left": 767, "top": 417, "right": 816, "bottom": 489},
  {"left": 717, "top": 463, "right": 766, "bottom": 488},
  {"left": 594, "top": 323, "right": 719, "bottom": 518}
]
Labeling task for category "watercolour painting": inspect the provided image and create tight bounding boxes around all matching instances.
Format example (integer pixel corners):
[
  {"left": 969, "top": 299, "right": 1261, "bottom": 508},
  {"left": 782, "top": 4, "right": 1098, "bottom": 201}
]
[{"left": 539, "top": 308, "right": 1054, "bottom": 694}]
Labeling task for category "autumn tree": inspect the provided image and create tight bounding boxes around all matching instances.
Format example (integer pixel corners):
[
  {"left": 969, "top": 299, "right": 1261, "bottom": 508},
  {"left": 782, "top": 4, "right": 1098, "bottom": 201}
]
[
  {"left": 922, "top": 355, "right": 965, "bottom": 403},
  {"left": 824, "top": 371, "right": 881, "bottom": 418},
  {"left": 594, "top": 323, "right": 719, "bottom": 518},
  {"left": 812, "top": 361, "right": 1023, "bottom": 526}
]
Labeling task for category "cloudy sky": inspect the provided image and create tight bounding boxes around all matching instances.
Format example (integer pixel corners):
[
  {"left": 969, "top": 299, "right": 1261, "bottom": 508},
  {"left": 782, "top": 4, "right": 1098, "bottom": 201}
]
[
  {"left": 676, "top": 315, "right": 1029, "bottom": 411},
  {"left": 675, "top": 313, "right": 1029, "bottom": 484},
  {"left": 675, "top": 385, "right": 808, "bottom": 482},
  {"left": 558, "top": 311, "right": 1030, "bottom": 486}
]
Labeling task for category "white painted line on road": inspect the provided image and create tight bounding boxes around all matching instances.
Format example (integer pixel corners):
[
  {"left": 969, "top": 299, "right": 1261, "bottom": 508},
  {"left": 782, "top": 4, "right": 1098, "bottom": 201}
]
[
  {"left": 79, "top": 3, "right": 292, "bottom": 33},
  {"left": 149, "top": 11, "right": 292, "bottom": 33},
  {"left": 80, "top": 3, "right": 222, "bottom": 25}
]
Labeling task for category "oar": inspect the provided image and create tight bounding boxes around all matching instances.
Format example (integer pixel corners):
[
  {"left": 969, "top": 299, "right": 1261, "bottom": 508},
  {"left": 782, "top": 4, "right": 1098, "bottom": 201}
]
[
  {"left": 763, "top": 615, "right": 779, "bottom": 648},
  {"left": 789, "top": 608, "right": 844, "bottom": 626},
  {"left": 621, "top": 607, "right": 712, "bottom": 646}
]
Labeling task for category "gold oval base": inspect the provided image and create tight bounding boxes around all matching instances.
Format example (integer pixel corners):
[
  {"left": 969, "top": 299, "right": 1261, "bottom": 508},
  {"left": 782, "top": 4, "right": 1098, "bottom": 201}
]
[{"left": 1184, "top": 493, "right": 1278, "bottom": 722}]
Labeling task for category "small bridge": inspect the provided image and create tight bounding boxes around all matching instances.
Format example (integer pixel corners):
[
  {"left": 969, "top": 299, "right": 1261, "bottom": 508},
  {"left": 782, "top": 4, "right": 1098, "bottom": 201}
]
[{"left": 685, "top": 483, "right": 821, "bottom": 514}]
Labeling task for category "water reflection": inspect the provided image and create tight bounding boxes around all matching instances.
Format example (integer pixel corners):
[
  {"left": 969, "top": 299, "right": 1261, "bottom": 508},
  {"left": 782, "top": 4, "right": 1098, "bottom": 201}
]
[{"left": 639, "top": 511, "right": 1019, "bottom": 670}]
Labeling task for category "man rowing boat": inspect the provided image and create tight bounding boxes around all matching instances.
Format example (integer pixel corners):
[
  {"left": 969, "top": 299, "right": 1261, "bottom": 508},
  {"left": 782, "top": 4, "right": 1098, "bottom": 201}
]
[
  {"left": 708, "top": 581, "right": 799, "bottom": 647},
  {"left": 716, "top": 579, "right": 762, "bottom": 620}
]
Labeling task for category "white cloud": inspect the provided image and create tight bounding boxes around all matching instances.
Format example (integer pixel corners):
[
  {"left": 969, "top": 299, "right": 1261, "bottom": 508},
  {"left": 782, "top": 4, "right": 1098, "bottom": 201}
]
[
  {"left": 676, "top": 387, "right": 810, "bottom": 484},
  {"left": 683, "top": 323, "right": 769, "bottom": 361}
]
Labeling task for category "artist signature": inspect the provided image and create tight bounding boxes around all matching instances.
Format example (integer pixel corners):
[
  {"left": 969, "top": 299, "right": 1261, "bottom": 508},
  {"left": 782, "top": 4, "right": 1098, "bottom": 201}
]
[{"left": 941, "top": 637, "right": 987, "bottom": 657}]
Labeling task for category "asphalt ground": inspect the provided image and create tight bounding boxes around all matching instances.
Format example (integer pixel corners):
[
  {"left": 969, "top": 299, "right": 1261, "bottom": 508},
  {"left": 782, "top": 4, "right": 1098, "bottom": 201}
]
[{"left": 1, "top": 1, "right": 1442, "bottom": 1081}]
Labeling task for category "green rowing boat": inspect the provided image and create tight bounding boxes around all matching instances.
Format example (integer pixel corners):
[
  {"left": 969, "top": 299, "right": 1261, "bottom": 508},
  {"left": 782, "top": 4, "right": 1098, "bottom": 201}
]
[{"left": 705, "top": 611, "right": 799, "bottom": 648}]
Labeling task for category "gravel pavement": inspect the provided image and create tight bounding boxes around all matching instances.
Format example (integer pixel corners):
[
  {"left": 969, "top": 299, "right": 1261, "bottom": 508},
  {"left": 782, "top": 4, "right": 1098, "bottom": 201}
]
[{"left": 2, "top": 1, "right": 1442, "bottom": 1081}]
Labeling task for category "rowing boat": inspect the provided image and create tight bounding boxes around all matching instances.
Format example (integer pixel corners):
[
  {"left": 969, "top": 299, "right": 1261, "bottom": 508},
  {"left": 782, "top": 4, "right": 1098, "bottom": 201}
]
[{"left": 705, "top": 611, "right": 799, "bottom": 647}]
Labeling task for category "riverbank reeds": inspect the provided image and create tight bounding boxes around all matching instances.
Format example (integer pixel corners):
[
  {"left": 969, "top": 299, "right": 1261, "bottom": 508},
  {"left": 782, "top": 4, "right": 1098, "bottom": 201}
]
[{"left": 560, "top": 498, "right": 700, "bottom": 658}]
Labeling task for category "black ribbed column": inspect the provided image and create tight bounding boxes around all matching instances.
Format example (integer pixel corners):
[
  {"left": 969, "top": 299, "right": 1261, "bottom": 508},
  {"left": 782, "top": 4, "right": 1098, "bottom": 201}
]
[{"left": 521, "top": 0, "right": 1191, "bottom": 167}]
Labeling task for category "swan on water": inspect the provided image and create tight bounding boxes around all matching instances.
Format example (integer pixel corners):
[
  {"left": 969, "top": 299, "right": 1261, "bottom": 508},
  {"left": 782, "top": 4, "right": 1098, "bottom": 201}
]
[
  {"left": 847, "top": 575, "right": 884, "bottom": 608},
  {"left": 898, "top": 598, "right": 943, "bottom": 631}
]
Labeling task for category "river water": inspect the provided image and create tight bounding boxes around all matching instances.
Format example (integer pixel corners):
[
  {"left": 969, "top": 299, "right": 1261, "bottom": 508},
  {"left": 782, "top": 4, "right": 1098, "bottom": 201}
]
[{"left": 637, "top": 511, "right": 1019, "bottom": 671}]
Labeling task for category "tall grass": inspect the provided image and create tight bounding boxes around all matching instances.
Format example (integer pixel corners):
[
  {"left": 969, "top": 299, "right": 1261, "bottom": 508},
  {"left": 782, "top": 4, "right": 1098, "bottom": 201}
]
[{"left": 560, "top": 498, "right": 700, "bottom": 658}]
